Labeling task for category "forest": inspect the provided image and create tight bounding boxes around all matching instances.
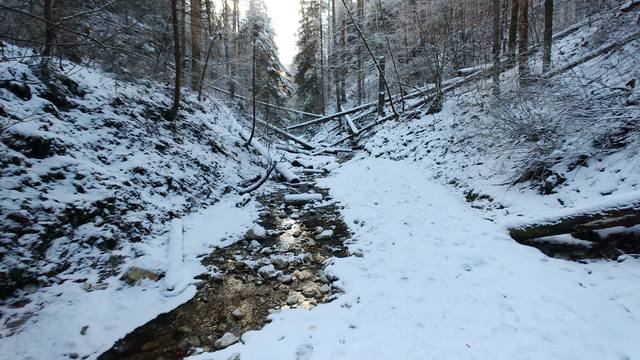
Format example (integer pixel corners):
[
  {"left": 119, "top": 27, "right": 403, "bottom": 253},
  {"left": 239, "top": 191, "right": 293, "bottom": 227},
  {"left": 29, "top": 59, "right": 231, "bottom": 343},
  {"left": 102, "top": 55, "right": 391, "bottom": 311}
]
[{"left": 1, "top": 0, "right": 639, "bottom": 359}]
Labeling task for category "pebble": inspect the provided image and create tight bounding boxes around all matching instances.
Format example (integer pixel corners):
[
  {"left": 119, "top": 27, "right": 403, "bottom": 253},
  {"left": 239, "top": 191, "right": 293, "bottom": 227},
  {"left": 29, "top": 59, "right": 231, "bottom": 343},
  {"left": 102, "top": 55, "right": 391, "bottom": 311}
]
[
  {"left": 214, "top": 332, "right": 239, "bottom": 349},
  {"left": 271, "top": 257, "right": 290, "bottom": 270},
  {"left": 68, "top": 353, "right": 79, "bottom": 359},
  {"left": 317, "top": 229, "right": 333, "bottom": 240},
  {"left": 277, "top": 274, "right": 293, "bottom": 284},
  {"left": 293, "top": 269, "right": 314, "bottom": 281},
  {"left": 258, "top": 265, "right": 277, "bottom": 279},
  {"left": 319, "top": 284, "right": 331, "bottom": 294},
  {"left": 302, "top": 285, "right": 317, "bottom": 298}
]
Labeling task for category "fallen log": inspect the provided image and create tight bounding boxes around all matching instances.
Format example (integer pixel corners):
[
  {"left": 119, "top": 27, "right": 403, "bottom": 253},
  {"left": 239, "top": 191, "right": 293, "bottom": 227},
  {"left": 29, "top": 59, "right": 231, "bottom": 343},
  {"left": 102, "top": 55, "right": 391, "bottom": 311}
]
[
  {"left": 236, "top": 162, "right": 278, "bottom": 195},
  {"left": 508, "top": 194, "right": 640, "bottom": 241},
  {"left": 237, "top": 125, "right": 300, "bottom": 184},
  {"left": 211, "top": 86, "right": 322, "bottom": 118},
  {"left": 254, "top": 117, "right": 315, "bottom": 150},
  {"left": 344, "top": 114, "right": 360, "bottom": 135}
]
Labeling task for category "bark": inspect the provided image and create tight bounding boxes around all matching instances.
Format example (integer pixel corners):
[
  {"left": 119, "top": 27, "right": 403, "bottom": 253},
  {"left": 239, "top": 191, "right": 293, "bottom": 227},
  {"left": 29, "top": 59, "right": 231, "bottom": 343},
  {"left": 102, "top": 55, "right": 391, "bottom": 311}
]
[
  {"left": 509, "top": 202, "right": 640, "bottom": 241},
  {"left": 332, "top": 0, "right": 342, "bottom": 111},
  {"left": 43, "top": 0, "right": 54, "bottom": 57},
  {"left": 231, "top": 0, "right": 239, "bottom": 97},
  {"left": 246, "top": 38, "right": 257, "bottom": 146},
  {"left": 378, "top": 56, "right": 386, "bottom": 116},
  {"left": 507, "top": 0, "right": 519, "bottom": 67},
  {"left": 543, "top": 0, "right": 554, "bottom": 73},
  {"left": 167, "top": 0, "right": 181, "bottom": 123},
  {"left": 319, "top": 0, "right": 326, "bottom": 115},
  {"left": 518, "top": 0, "right": 529, "bottom": 82},
  {"left": 190, "top": 0, "right": 202, "bottom": 90},
  {"left": 492, "top": 0, "right": 501, "bottom": 96},
  {"left": 357, "top": 0, "right": 364, "bottom": 104}
]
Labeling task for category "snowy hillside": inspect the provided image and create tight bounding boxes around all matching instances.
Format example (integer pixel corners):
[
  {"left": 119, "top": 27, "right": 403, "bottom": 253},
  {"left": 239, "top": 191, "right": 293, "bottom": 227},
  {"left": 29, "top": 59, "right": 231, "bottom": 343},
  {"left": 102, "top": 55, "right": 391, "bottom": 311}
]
[{"left": 0, "top": 45, "right": 268, "bottom": 355}]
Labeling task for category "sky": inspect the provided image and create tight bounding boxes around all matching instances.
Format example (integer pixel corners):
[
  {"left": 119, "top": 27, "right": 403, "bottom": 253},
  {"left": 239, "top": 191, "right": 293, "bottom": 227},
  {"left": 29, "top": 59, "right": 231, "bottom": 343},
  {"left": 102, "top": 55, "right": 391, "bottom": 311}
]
[{"left": 263, "top": 0, "right": 301, "bottom": 67}]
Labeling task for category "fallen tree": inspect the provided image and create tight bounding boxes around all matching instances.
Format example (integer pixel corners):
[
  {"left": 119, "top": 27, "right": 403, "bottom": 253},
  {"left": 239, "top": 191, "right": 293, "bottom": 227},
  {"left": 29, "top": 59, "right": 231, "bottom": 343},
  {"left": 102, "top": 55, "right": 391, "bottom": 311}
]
[{"left": 508, "top": 194, "right": 640, "bottom": 241}]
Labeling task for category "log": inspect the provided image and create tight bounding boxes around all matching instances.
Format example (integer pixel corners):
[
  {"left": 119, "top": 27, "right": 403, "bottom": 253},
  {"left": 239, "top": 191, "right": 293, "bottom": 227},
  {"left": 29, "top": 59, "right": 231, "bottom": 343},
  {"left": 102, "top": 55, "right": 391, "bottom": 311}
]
[
  {"left": 344, "top": 114, "right": 360, "bottom": 135},
  {"left": 508, "top": 196, "right": 640, "bottom": 241},
  {"left": 286, "top": 103, "right": 373, "bottom": 130},
  {"left": 254, "top": 117, "right": 315, "bottom": 150},
  {"left": 237, "top": 125, "right": 300, "bottom": 184},
  {"left": 211, "top": 85, "right": 322, "bottom": 118}
]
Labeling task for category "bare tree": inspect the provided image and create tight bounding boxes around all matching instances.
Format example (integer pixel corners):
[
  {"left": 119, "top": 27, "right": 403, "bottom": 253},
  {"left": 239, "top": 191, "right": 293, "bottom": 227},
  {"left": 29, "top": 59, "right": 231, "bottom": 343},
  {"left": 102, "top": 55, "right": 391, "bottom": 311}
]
[
  {"left": 356, "top": 0, "right": 364, "bottom": 104},
  {"left": 167, "top": 0, "right": 182, "bottom": 123},
  {"left": 190, "top": 0, "right": 202, "bottom": 90},
  {"left": 518, "top": 0, "right": 529, "bottom": 82},
  {"left": 507, "top": 0, "right": 519, "bottom": 67},
  {"left": 43, "top": 0, "right": 54, "bottom": 58},
  {"left": 543, "top": 0, "right": 554, "bottom": 73},
  {"left": 492, "top": 0, "right": 501, "bottom": 96}
]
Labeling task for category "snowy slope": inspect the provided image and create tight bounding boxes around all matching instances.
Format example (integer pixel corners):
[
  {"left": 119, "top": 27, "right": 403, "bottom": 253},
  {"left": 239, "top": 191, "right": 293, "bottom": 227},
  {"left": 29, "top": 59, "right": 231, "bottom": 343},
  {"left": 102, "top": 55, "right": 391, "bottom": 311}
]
[
  {"left": 0, "top": 45, "right": 267, "bottom": 358},
  {"left": 193, "top": 157, "right": 640, "bottom": 360}
]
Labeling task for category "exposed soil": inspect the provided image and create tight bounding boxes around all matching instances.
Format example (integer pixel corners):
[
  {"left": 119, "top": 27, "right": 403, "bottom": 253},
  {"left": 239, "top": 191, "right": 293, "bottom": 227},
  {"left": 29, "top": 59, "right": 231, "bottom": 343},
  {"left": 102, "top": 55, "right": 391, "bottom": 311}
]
[{"left": 99, "top": 172, "right": 352, "bottom": 360}]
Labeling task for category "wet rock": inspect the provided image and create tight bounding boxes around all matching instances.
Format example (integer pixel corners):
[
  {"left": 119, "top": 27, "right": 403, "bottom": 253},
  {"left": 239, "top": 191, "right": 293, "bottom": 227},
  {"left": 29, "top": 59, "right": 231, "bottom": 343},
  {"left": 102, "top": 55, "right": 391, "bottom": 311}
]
[
  {"left": 317, "top": 273, "right": 329, "bottom": 284},
  {"left": 319, "top": 284, "right": 331, "bottom": 294},
  {"left": 120, "top": 266, "right": 160, "bottom": 285},
  {"left": 326, "top": 273, "right": 339, "bottom": 282},
  {"left": 214, "top": 332, "right": 239, "bottom": 349}
]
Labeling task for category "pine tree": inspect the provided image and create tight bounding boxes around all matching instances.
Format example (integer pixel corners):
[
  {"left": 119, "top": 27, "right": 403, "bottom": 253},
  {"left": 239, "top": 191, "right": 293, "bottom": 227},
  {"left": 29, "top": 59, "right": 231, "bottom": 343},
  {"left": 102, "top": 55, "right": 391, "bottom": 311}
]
[{"left": 294, "top": 0, "right": 323, "bottom": 113}]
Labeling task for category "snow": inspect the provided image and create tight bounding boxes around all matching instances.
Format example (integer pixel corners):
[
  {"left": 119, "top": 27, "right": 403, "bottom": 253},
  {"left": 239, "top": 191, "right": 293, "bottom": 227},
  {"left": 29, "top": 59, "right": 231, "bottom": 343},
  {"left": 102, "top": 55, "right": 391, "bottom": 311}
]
[
  {"left": 283, "top": 193, "right": 323, "bottom": 204},
  {"left": 1, "top": 192, "right": 259, "bottom": 359},
  {"left": 164, "top": 218, "right": 185, "bottom": 294},
  {"left": 191, "top": 157, "right": 640, "bottom": 360}
]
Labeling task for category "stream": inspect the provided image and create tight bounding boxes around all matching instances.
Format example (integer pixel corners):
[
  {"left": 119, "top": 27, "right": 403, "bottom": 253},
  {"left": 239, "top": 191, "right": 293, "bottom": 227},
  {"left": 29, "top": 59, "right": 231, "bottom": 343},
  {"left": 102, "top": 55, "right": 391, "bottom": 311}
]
[{"left": 98, "top": 167, "right": 352, "bottom": 360}]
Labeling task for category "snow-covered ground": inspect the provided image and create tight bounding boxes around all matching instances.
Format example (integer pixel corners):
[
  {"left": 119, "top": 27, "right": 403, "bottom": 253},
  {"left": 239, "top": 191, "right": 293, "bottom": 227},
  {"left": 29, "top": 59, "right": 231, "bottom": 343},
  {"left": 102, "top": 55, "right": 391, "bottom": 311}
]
[{"left": 193, "top": 156, "right": 640, "bottom": 360}]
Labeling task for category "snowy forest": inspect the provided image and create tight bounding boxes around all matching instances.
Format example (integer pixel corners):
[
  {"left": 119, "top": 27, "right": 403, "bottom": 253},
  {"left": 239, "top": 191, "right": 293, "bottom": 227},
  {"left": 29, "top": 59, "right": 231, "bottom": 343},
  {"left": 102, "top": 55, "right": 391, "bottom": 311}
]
[{"left": 1, "top": 0, "right": 639, "bottom": 359}]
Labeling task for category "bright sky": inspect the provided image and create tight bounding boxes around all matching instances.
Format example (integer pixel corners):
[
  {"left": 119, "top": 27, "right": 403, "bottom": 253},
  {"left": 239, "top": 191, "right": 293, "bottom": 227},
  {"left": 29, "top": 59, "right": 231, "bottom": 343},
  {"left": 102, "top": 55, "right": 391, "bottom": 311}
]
[{"left": 263, "top": 0, "right": 301, "bottom": 67}]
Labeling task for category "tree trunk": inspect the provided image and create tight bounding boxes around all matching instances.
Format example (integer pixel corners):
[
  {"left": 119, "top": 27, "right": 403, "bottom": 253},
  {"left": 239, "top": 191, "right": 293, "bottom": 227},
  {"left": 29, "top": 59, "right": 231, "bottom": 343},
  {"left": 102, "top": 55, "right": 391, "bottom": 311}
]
[
  {"left": 518, "top": 0, "right": 529, "bottom": 82},
  {"left": 543, "top": 0, "right": 553, "bottom": 73},
  {"left": 332, "top": 0, "right": 342, "bottom": 111},
  {"left": 190, "top": 0, "right": 202, "bottom": 90},
  {"left": 492, "top": 0, "right": 501, "bottom": 96},
  {"left": 43, "top": 0, "right": 54, "bottom": 57},
  {"left": 507, "top": 0, "right": 519, "bottom": 67},
  {"left": 167, "top": 0, "right": 182, "bottom": 123},
  {"left": 231, "top": 0, "right": 239, "bottom": 97},
  {"left": 378, "top": 56, "right": 386, "bottom": 116},
  {"left": 246, "top": 32, "right": 257, "bottom": 146},
  {"left": 356, "top": 0, "right": 364, "bottom": 104},
  {"left": 340, "top": 17, "right": 347, "bottom": 104},
  {"left": 180, "top": 0, "right": 187, "bottom": 83},
  {"left": 319, "top": 0, "right": 326, "bottom": 115}
]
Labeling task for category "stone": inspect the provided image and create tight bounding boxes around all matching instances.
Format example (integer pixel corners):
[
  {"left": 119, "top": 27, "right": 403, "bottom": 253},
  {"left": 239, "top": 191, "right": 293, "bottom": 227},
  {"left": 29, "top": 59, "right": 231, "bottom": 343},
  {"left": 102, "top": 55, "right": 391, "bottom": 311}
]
[
  {"left": 231, "top": 308, "right": 244, "bottom": 319},
  {"left": 120, "top": 266, "right": 160, "bottom": 285},
  {"left": 68, "top": 353, "right": 79, "bottom": 359},
  {"left": 319, "top": 284, "right": 331, "bottom": 294},
  {"left": 317, "top": 273, "right": 329, "bottom": 284},
  {"left": 293, "top": 269, "right": 313, "bottom": 281},
  {"left": 271, "top": 257, "right": 290, "bottom": 270},
  {"left": 257, "top": 265, "right": 277, "bottom": 279},
  {"left": 286, "top": 294, "right": 299, "bottom": 306},
  {"left": 277, "top": 274, "right": 293, "bottom": 284},
  {"left": 302, "top": 285, "right": 317, "bottom": 298},
  {"left": 248, "top": 240, "right": 262, "bottom": 251},
  {"left": 317, "top": 229, "right": 333, "bottom": 240},
  {"left": 214, "top": 332, "right": 239, "bottom": 349},
  {"left": 80, "top": 325, "right": 89, "bottom": 335},
  {"left": 246, "top": 224, "right": 266, "bottom": 239}
]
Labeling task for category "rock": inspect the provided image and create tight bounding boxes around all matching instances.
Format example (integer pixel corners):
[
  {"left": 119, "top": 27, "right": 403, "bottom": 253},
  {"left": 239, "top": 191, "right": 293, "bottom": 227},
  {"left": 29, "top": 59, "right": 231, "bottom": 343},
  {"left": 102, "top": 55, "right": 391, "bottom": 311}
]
[
  {"left": 120, "top": 266, "right": 160, "bottom": 285},
  {"left": 286, "top": 294, "right": 299, "bottom": 305},
  {"left": 68, "top": 353, "right": 79, "bottom": 359},
  {"left": 271, "top": 256, "right": 289, "bottom": 270},
  {"left": 257, "top": 257, "right": 272, "bottom": 267},
  {"left": 292, "top": 228, "right": 302, "bottom": 237},
  {"left": 257, "top": 265, "right": 277, "bottom": 279},
  {"left": 317, "top": 273, "right": 329, "bottom": 284},
  {"left": 319, "top": 284, "right": 331, "bottom": 294},
  {"left": 214, "top": 332, "right": 239, "bottom": 349},
  {"left": 80, "top": 325, "right": 89, "bottom": 335},
  {"left": 277, "top": 274, "right": 293, "bottom": 284},
  {"left": 293, "top": 269, "right": 314, "bottom": 281},
  {"left": 326, "top": 273, "right": 339, "bottom": 282},
  {"left": 302, "top": 285, "right": 317, "bottom": 298},
  {"left": 231, "top": 308, "right": 244, "bottom": 319},
  {"left": 317, "top": 229, "right": 333, "bottom": 240},
  {"left": 246, "top": 224, "right": 266, "bottom": 239},
  {"left": 248, "top": 240, "right": 262, "bottom": 251},
  {"left": 290, "top": 213, "right": 300, "bottom": 220}
]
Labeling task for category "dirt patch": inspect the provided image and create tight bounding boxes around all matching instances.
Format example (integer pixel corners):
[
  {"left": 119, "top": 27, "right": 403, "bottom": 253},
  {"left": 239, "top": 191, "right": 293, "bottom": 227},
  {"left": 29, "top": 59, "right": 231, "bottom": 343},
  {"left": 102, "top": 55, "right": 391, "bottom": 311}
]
[{"left": 99, "top": 175, "right": 351, "bottom": 360}]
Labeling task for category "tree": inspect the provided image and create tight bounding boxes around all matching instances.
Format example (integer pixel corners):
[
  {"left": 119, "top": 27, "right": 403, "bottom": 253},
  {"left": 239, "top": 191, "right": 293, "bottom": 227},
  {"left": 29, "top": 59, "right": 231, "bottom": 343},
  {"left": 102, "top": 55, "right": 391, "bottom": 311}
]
[
  {"left": 518, "top": 0, "right": 529, "bottom": 82},
  {"left": 190, "top": 0, "right": 202, "bottom": 90},
  {"left": 492, "top": 0, "right": 501, "bottom": 96},
  {"left": 356, "top": 0, "right": 364, "bottom": 104},
  {"left": 543, "top": 0, "right": 554, "bottom": 73},
  {"left": 42, "top": 0, "right": 54, "bottom": 58},
  {"left": 507, "top": 0, "right": 519, "bottom": 67},
  {"left": 294, "top": 0, "right": 324, "bottom": 113},
  {"left": 167, "top": 0, "right": 182, "bottom": 123}
]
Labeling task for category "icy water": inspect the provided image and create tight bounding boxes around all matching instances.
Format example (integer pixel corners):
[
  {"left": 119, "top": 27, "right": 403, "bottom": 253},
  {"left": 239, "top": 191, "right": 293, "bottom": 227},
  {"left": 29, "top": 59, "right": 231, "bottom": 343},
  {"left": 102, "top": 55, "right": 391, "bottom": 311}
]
[{"left": 99, "top": 173, "right": 352, "bottom": 360}]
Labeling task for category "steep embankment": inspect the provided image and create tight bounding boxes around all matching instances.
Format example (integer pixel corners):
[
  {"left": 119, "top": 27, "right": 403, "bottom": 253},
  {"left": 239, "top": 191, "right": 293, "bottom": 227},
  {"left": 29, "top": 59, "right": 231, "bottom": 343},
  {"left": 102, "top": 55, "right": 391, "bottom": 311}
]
[{"left": 0, "top": 46, "right": 261, "bottom": 304}]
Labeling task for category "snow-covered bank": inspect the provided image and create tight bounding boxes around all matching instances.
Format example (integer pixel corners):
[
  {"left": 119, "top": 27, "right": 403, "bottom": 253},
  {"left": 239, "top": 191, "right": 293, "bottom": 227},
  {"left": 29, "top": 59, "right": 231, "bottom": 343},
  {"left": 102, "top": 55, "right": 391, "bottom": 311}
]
[
  {"left": 1, "top": 194, "right": 259, "bottom": 359},
  {"left": 192, "top": 157, "right": 640, "bottom": 360}
]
